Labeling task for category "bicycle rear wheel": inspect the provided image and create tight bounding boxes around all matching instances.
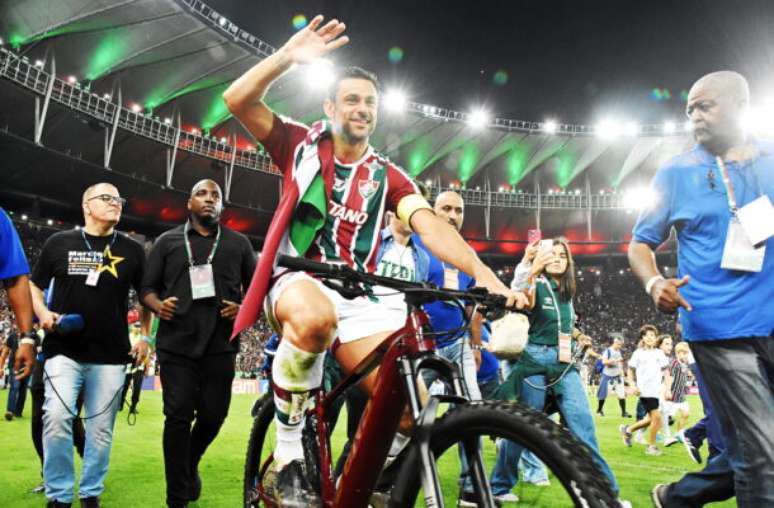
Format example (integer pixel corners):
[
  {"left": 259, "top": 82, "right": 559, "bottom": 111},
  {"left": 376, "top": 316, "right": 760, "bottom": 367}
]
[
  {"left": 390, "top": 400, "right": 619, "bottom": 508},
  {"left": 244, "top": 393, "right": 276, "bottom": 508}
]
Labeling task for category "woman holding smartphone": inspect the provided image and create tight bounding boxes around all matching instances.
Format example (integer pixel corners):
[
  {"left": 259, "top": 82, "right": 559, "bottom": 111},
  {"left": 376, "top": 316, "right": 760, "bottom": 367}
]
[{"left": 490, "top": 237, "right": 622, "bottom": 502}]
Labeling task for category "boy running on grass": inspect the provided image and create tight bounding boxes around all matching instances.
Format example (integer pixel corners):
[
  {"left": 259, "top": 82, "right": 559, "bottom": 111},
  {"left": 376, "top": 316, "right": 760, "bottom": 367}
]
[
  {"left": 664, "top": 342, "right": 692, "bottom": 447},
  {"left": 620, "top": 329, "right": 670, "bottom": 455}
]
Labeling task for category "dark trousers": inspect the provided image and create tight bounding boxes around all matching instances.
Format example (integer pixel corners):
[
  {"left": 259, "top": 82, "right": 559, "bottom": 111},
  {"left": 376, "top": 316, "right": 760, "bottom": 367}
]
[
  {"left": 30, "top": 357, "right": 86, "bottom": 467},
  {"left": 663, "top": 337, "right": 773, "bottom": 507},
  {"left": 684, "top": 363, "right": 725, "bottom": 456},
  {"left": 159, "top": 352, "right": 235, "bottom": 506},
  {"left": 6, "top": 350, "right": 29, "bottom": 415}
]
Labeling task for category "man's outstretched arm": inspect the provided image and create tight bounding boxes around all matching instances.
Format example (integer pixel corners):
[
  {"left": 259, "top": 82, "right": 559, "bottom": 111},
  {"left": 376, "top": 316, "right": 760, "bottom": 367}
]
[{"left": 223, "top": 15, "right": 349, "bottom": 141}]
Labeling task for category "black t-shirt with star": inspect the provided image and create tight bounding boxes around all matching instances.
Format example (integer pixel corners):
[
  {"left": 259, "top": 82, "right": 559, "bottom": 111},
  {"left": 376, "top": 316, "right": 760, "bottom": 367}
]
[{"left": 32, "top": 230, "right": 145, "bottom": 364}]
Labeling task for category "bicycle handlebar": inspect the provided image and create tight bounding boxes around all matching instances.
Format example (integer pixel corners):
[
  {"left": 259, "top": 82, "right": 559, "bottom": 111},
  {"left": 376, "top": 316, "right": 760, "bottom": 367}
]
[{"left": 277, "top": 255, "right": 520, "bottom": 317}]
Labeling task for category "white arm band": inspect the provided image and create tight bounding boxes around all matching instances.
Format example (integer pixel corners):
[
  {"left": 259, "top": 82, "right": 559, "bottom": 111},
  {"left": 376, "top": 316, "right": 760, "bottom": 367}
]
[{"left": 645, "top": 275, "right": 664, "bottom": 295}]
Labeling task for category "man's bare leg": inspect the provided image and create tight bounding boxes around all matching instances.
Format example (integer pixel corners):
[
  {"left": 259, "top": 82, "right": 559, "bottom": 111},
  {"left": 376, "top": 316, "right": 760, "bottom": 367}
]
[{"left": 272, "top": 280, "right": 337, "bottom": 467}]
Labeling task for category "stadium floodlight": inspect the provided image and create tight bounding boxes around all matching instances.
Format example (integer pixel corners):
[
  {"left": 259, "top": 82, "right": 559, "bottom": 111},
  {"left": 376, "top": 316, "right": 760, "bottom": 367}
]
[
  {"left": 190, "top": 127, "right": 199, "bottom": 135},
  {"left": 47, "top": 219, "right": 53, "bottom": 226},
  {"left": 574, "top": 189, "right": 581, "bottom": 195},
  {"left": 595, "top": 119, "right": 621, "bottom": 139},
  {"left": 382, "top": 89, "right": 407, "bottom": 113},
  {"left": 303, "top": 59, "right": 335, "bottom": 91},
  {"left": 424, "top": 179, "right": 432, "bottom": 186},
  {"left": 67, "top": 75, "right": 77, "bottom": 84},
  {"left": 468, "top": 108, "right": 490, "bottom": 130},
  {"left": 543, "top": 119, "right": 558, "bottom": 134},
  {"left": 623, "top": 122, "right": 639, "bottom": 136},
  {"left": 34, "top": 59, "right": 44, "bottom": 68},
  {"left": 624, "top": 186, "right": 657, "bottom": 210},
  {"left": 130, "top": 103, "right": 142, "bottom": 113},
  {"left": 218, "top": 16, "right": 228, "bottom": 27},
  {"left": 547, "top": 189, "right": 554, "bottom": 195},
  {"left": 21, "top": 214, "right": 28, "bottom": 220},
  {"left": 220, "top": 136, "right": 228, "bottom": 143},
  {"left": 103, "top": 93, "right": 112, "bottom": 100},
  {"left": 663, "top": 121, "right": 676, "bottom": 134},
  {"left": 164, "top": 117, "right": 172, "bottom": 125}
]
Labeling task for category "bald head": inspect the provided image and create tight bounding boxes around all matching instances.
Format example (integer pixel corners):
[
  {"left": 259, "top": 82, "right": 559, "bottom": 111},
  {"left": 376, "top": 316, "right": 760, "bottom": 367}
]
[
  {"left": 191, "top": 179, "right": 222, "bottom": 197},
  {"left": 188, "top": 179, "right": 223, "bottom": 225},
  {"left": 81, "top": 182, "right": 122, "bottom": 230},
  {"left": 82, "top": 182, "right": 118, "bottom": 204},
  {"left": 686, "top": 71, "right": 750, "bottom": 151},
  {"left": 434, "top": 191, "right": 464, "bottom": 231}
]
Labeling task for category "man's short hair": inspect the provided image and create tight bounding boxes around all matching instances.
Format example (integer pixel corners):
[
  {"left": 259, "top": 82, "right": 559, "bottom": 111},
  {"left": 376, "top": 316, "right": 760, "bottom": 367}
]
[
  {"left": 639, "top": 325, "right": 658, "bottom": 338},
  {"left": 327, "top": 66, "right": 380, "bottom": 101}
]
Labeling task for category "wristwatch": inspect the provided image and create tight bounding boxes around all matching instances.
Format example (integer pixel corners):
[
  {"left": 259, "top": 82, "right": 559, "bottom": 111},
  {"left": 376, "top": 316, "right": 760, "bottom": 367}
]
[{"left": 19, "top": 331, "right": 39, "bottom": 348}]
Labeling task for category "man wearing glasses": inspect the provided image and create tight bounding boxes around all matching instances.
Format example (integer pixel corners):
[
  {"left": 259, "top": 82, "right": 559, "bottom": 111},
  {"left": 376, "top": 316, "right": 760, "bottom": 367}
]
[{"left": 30, "top": 183, "right": 150, "bottom": 508}]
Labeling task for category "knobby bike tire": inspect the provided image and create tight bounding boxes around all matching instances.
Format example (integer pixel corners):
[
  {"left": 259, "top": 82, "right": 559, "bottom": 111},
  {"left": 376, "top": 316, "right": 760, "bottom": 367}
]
[
  {"left": 244, "top": 393, "right": 275, "bottom": 508},
  {"left": 390, "top": 400, "right": 619, "bottom": 508}
]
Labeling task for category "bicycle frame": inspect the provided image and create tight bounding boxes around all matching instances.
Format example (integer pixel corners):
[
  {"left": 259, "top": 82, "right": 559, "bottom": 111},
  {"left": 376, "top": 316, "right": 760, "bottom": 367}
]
[{"left": 255, "top": 293, "right": 496, "bottom": 508}]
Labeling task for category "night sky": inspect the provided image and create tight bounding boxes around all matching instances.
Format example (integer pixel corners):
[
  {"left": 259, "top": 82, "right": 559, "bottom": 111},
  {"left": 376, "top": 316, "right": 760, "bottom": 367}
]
[{"left": 208, "top": 0, "right": 774, "bottom": 125}]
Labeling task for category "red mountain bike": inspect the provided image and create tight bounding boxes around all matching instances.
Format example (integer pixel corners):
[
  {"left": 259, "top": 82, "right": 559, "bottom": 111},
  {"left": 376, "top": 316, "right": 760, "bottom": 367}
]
[{"left": 244, "top": 255, "right": 618, "bottom": 508}]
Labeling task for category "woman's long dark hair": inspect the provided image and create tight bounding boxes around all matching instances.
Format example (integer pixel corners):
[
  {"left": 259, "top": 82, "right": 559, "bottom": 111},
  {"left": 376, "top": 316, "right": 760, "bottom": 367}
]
[{"left": 542, "top": 236, "right": 576, "bottom": 301}]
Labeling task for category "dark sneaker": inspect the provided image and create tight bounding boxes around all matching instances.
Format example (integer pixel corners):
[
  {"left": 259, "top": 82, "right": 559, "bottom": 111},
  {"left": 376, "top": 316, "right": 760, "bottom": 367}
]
[
  {"left": 4, "top": 411, "right": 12, "bottom": 421},
  {"left": 622, "top": 412, "right": 632, "bottom": 418},
  {"left": 46, "top": 501, "right": 72, "bottom": 508},
  {"left": 459, "top": 490, "right": 504, "bottom": 506},
  {"left": 680, "top": 431, "right": 702, "bottom": 464},
  {"left": 79, "top": 496, "right": 100, "bottom": 508},
  {"left": 596, "top": 411, "right": 604, "bottom": 417},
  {"left": 275, "top": 460, "right": 321, "bottom": 507},
  {"left": 30, "top": 482, "right": 45, "bottom": 494},
  {"left": 651, "top": 484, "right": 669, "bottom": 508}
]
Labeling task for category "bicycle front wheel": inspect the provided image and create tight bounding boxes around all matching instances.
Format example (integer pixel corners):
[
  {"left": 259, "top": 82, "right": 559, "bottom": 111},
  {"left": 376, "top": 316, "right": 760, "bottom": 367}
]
[
  {"left": 244, "top": 393, "right": 276, "bottom": 508},
  {"left": 390, "top": 400, "right": 618, "bottom": 508}
]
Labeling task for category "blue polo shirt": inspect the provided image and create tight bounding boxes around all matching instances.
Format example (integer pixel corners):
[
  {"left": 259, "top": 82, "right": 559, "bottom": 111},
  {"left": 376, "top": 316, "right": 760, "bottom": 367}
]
[
  {"left": 412, "top": 234, "right": 475, "bottom": 348},
  {"left": 632, "top": 141, "right": 774, "bottom": 341},
  {"left": 0, "top": 208, "right": 30, "bottom": 280}
]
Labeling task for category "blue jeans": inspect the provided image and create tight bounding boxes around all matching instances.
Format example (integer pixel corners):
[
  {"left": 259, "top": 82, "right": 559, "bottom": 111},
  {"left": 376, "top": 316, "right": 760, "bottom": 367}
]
[
  {"left": 671, "top": 338, "right": 773, "bottom": 508},
  {"left": 424, "top": 339, "right": 481, "bottom": 493},
  {"left": 490, "top": 344, "right": 619, "bottom": 496},
  {"left": 43, "top": 355, "right": 125, "bottom": 502}
]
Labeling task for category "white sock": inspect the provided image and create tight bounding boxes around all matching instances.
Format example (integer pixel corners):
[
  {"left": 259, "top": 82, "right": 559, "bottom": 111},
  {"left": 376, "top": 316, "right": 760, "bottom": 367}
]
[{"left": 271, "top": 340, "right": 325, "bottom": 468}]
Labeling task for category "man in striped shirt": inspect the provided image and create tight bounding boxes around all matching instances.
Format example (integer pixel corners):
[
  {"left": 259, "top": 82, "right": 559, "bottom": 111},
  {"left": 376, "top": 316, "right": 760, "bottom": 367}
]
[
  {"left": 664, "top": 342, "right": 692, "bottom": 446},
  {"left": 224, "top": 15, "right": 525, "bottom": 505}
]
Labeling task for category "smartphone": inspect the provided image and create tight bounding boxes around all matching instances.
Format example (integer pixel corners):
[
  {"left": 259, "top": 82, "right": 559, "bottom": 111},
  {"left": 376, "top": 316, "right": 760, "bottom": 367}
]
[
  {"left": 527, "top": 229, "right": 542, "bottom": 244},
  {"left": 539, "top": 239, "right": 553, "bottom": 253}
]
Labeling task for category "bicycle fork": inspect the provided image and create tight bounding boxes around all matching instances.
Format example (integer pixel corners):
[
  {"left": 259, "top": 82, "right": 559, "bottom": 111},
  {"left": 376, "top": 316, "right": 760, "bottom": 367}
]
[{"left": 400, "top": 354, "right": 498, "bottom": 508}]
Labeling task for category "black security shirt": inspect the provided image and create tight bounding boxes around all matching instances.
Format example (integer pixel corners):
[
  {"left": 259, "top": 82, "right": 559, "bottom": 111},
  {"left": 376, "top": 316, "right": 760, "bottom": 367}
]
[
  {"left": 32, "top": 230, "right": 145, "bottom": 364},
  {"left": 140, "top": 224, "right": 256, "bottom": 359}
]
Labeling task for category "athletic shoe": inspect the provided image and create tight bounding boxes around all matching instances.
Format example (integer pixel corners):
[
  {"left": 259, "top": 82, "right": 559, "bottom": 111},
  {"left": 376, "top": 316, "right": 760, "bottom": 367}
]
[
  {"left": 493, "top": 492, "right": 519, "bottom": 504},
  {"left": 524, "top": 479, "right": 551, "bottom": 487},
  {"left": 274, "top": 460, "right": 321, "bottom": 507},
  {"left": 79, "top": 497, "right": 100, "bottom": 508},
  {"left": 458, "top": 491, "right": 504, "bottom": 507},
  {"left": 618, "top": 500, "right": 633, "bottom": 508},
  {"left": 46, "top": 501, "right": 71, "bottom": 508},
  {"left": 621, "top": 412, "right": 632, "bottom": 418},
  {"left": 664, "top": 437, "right": 680, "bottom": 447},
  {"left": 30, "top": 482, "right": 45, "bottom": 493},
  {"left": 4, "top": 411, "right": 12, "bottom": 421},
  {"left": 596, "top": 410, "right": 604, "bottom": 417},
  {"left": 645, "top": 445, "right": 662, "bottom": 456},
  {"left": 651, "top": 484, "right": 669, "bottom": 508},
  {"left": 619, "top": 424, "right": 632, "bottom": 447},
  {"left": 679, "top": 430, "right": 702, "bottom": 464}
]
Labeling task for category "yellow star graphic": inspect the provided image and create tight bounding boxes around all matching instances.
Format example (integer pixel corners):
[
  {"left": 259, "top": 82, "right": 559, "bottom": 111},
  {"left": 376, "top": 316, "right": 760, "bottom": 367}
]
[{"left": 97, "top": 246, "right": 124, "bottom": 278}]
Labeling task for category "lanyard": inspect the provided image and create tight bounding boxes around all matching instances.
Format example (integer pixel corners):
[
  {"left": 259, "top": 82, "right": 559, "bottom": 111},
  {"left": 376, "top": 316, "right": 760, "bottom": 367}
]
[
  {"left": 184, "top": 221, "right": 221, "bottom": 267},
  {"left": 81, "top": 230, "right": 117, "bottom": 252},
  {"left": 540, "top": 275, "right": 573, "bottom": 334},
  {"left": 716, "top": 154, "right": 765, "bottom": 216}
]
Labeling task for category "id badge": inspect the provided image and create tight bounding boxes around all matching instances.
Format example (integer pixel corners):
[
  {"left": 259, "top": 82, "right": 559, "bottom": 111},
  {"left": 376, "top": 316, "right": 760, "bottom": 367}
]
[
  {"left": 443, "top": 267, "right": 459, "bottom": 290},
  {"left": 85, "top": 269, "right": 100, "bottom": 287},
  {"left": 721, "top": 218, "right": 765, "bottom": 272},
  {"left": 558, "top": 332, "right": 572, "bottom": 363},
  {"left": 189, "top": 264, "right": 216, "bottom": 300},
  {"left": 736, "top": 195, "right": 774, "bottom": 246}
]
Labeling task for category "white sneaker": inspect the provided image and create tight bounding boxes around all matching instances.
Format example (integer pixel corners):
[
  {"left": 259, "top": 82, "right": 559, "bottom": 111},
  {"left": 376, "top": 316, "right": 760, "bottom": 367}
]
[
  {"left": 494, "top": 492, "right": 520, "bottom": 503},
  {"left": 618, "top": 499, "right": 633, "bottom": 508},
  {"left": 524, "top": 479, "right": 551, "bottom": 487},
  {"left": 645, "top": 445, "right": 663, "bottom": 456}
]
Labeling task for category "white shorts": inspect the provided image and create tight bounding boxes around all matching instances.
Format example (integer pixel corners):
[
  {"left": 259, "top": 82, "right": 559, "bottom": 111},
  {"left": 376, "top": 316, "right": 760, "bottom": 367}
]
[
  {"left": 662, "top": 400, "right": 690, "bottom": 417},
  {"left": 265, "top": 270, "right": 407, "bottom": 344}
]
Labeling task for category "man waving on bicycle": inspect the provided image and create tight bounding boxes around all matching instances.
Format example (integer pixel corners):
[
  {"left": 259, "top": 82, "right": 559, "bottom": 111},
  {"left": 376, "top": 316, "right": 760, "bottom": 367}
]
[{"left": 224, "top": 15, "right": 525, "bottom": 505}]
